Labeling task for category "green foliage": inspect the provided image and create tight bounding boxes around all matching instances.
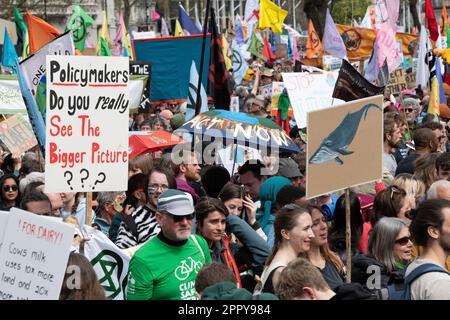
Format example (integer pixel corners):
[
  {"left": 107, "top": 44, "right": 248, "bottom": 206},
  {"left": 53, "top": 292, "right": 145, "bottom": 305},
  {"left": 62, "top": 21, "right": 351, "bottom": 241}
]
[{"left": 331, "top": 0, "right": 372, "bottom": 26}]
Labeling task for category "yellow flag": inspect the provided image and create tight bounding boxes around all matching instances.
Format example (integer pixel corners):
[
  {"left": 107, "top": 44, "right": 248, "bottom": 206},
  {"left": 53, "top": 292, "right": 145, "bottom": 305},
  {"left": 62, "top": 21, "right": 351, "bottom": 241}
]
[
  {"left": 96, "top": 12, "right": 110, "bottom": 55},
  {"left": 22, "top": 29, "right": 29, "bottom": 59},
  {"left": 222, "top": 34, "right": 232, "bottom": 71},
  {"left": 175, "top": 19, "right": 184, "bottom": 36},
  {"left": 428, "top": 76, "right": 440, "bottom": 116},
  {"left": 259, "top": 0, "right": 288, "bottom": 33},
  {"left": 306, "top": 19, "right": 323, "bottom": 59}
]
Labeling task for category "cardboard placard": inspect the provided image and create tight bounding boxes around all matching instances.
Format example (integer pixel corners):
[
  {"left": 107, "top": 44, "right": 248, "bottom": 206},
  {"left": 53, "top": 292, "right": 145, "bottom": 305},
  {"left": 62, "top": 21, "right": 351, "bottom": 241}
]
[
  {"left": 0, "top": 114, "right": 38, "bottom": 155},
  {"left": 306, "top": 95, "right": 383, "bottom": 199},
  {"left": 282, "top": 72, "right": 345, "bottom": 128},
  {"left": 384, "top": 68, "right": 407, "bottom": 97},
  {"left": 0, "top": 76, "right": 27, "bottom": 115},
  {"left": 0, "top": 208, "right": 74, "bottom": 300},
  {"left": 45, "top": 56, "right": 129, "bottom": 192}
]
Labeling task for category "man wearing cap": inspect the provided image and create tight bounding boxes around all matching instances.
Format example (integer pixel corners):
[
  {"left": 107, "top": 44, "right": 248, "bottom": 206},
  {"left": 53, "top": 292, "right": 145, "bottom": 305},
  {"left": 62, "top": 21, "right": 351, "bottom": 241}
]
[
  {"left": 277, "top": 157, "right": 305, "bottom": 188},
  {"left": 127, "top": 189, "right": 211, "bottom": 300}
]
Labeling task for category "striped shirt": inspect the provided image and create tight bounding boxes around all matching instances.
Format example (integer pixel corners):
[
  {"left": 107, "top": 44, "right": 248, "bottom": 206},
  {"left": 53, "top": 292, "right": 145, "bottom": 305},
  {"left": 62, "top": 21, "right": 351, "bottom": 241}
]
[{"left": 115, "top": 205, "right": 161, "bottom": 249}]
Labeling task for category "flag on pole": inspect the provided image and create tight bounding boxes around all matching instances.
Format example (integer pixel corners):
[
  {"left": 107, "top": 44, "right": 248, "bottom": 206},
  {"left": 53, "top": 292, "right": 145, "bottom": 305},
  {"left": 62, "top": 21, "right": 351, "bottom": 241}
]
[
  {"left": 178, "top": 4, "right": 201, "bottom": 35},
  {"left": 364, "top": 39, "right": 379, "bottom": 83},
  {"left": 99, "top": 37, "right": 112, "bottom": 56},
  {"left": 259, "top": 0, "right": 287, "bottom": 33},
  {"left": 14, "top": 6, "right": 28, "bottom": 50},
  {"left": 113, "top": 14, "right": 133, "bottom": 58},
  {"left": 222, "top": 34, "right": 232, "bottom": 71},
  {"left": 66, "top": 5, "right": 94, "bottom": 51},
  {"left": 385, "top": 0, "right": 400, "bottom": 32},
  {"left": 175, "top": 19, "right": 184, "bottom": 36},
  {"left": 235, "top": 15, "right": 245, "bottom": 46},
  {"left": 322, "top": 9, "right": 347, "bottom": 59},
  {"left": 447, "top": 24, "right": 450, "bottom": 47},
  {"left": 161, "top": 17, "right": 170, "bottom": 37},
  {"left": 262, "top": 32, "right": 276, "bottom": 62},
  {"left": 306, "top": 19, "right": 323, "bottom": 59},
  {"left": 428, "top": 76, "right": 440, "bottom": 115},
  {"left": 249, "top": 30, "right": 265, "bottom": 61},
  {"left": 416, "top": 26, "right": 430, "bottom": 89},
  {"left": 441, "top": 0, "right": 449, "bottom": 34},
  {"left": 152, "top": 11, "right": 161, "bottom": 21},
  {"left": 435, "top": 57, "right": 446, "bottom": 104},
  {"left": 26, "top": 10, "right": 60, "bottom": 54},
  {"left": 425, "top": 0, "right": 439, "bottom": 41},
  {"left": 186, "top": 61, "right": 208, "bottom": 121},
  {"left": 376, "top": 22, "right": 400, "bottom": 72},
  {"left": 96, "top": 12, "right": 110, "bottom": 55},
  {"left": 22, "top": 29, "right": 30, "bottom": 59},
  {"left": 232, "top": 39, "right": 249, "bottom": 85},
  {"left": 1, "top": 27, "right": 18, "bottom": 71}
]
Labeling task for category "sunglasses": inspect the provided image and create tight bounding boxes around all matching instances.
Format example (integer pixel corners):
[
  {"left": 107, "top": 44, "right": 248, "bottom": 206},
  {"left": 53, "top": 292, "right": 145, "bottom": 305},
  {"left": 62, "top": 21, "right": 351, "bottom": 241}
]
[
  {"left": 3, "top": 185, "right": 18, "bottom": 192},
  {"left": 169, "top": 213, "right": 195, "bottom": 222},
  {"left": 395, "top": 236, "right": 412, "bottom": 246},
  {"left": 403, "top": 108, "right": 415, "bottom": 113}
]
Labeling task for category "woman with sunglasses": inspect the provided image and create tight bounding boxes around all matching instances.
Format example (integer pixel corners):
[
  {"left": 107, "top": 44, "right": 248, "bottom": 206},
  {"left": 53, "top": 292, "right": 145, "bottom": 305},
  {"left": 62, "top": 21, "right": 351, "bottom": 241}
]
[
  {"left": 0, "top": 174, "right": 20, "bottom": 211},
  {"left": 352, "top": 217, "right": 413, "bottom": 291},
  {"left": 195, "top": 197, "right": 270, "bottom": 292}
]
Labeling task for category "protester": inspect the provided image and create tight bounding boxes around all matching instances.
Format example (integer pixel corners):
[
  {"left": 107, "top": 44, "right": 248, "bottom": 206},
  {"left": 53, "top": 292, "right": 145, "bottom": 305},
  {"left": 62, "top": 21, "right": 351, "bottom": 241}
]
[
  {"left": 20, "top": 190, "right": 54, "bottom": 216},
  {"left": 427, "top": 180, "right": 450, "bottom": 200},
  {"left": 128, "top": 153, "right": 153, "bottom": 178},
  {"left": 383, "top": 117, "right": 403, "bottom": 179},
  {"left": 435, "top": 152, "right": 450, "bottom": 180},
  {"left": 413, "top": 152, "right": 440, "bottom": 191},
  {"left": 407, "top": 199, "right": 450, "bottom": 299},
  {"left": 126, "top": 189, "right": 211, "bottom": 300},
  {"left": 201, "top": 166, "right": 231, "bottom": 198},
  {"left": 0, "top": 174, "right": 20, "bottom": 211},
  {"left": 275, "top": 185, "right": 307, "bottom": 208},
  {"left": 392, "top": 174, "right": 426, "bottom": 206},
  {"left": 277, "top": 157, "right": 304, "bottom": 187},
  {"left": 372, "top": 185, "right": 412, "bottom": 226},
  {"left": 93, "top": 192, "right": 125, "bottom": 236},
  {"left": 238, "top": 160, "right": 268, "bottom": 201},
  {"left": 171, "top": 150, "right": 202, "bottom": 204}
]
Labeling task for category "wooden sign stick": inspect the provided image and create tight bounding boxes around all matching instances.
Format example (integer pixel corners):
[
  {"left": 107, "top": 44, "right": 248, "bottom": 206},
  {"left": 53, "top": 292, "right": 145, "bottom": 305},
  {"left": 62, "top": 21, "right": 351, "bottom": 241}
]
[{"left": 345, "top": 187, "right": 352, "bottom": 283}]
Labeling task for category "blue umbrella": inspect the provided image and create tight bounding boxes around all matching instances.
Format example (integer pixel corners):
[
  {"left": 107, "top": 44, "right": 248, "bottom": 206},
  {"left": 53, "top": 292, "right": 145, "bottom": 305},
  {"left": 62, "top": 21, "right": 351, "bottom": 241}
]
[{"left": 175, "top": 110, "right": 299, "bottom": 154}]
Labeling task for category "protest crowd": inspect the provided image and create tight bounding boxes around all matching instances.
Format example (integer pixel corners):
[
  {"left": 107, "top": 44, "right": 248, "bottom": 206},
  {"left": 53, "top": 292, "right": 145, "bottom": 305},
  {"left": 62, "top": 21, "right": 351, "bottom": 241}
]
[{"left": 1, "top": 0, "right": 450, "bottom": 301}]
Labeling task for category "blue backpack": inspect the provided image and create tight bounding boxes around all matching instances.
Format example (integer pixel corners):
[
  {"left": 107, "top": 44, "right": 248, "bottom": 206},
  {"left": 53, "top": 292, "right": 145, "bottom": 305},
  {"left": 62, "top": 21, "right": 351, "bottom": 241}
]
[{"left": 384, "top": 263, "right": 450, "bottom": 300}]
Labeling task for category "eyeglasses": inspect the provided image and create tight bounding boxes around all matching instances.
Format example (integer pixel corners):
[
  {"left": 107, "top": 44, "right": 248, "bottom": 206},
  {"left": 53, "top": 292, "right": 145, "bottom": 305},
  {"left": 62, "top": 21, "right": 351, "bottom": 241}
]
[
  {"left": 167, "top": 212, "right": 195, "bottom": 222},
  {"left": 148, "top": 184, "right": 169, "bottom": 194},
  {"left": 403, "top": 108, "right": 415, "bottom": 113},
  {"left": 3, "top": 185, "right": 18, "bottom": 192},
  {"left": 395, "top": 236, "right": 412, "bottom": 245}
]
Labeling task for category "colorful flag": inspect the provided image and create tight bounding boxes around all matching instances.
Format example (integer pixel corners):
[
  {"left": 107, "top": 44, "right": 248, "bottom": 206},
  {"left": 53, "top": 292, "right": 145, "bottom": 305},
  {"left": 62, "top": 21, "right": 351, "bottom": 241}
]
[
  {"left": 364, "top": 38, "right": 379, "bottom": 83},
  {"left": 113, "top": 14, "right": 133, "bottom": 58},
  {"left": 447, "top": 24, "right": 450, "bottom": 47},
  {"left": 428, "top": 76, "right": 440, "bottom": 115},
  {"left": 376, "top": 58, "right": 389, "bottom": 87},
  {"left": 178, "top": 4, "right": 201, "bottom": 35},
  {"left": 152, "top": 11, "right": 161, "bottom": 21},
  {"left": 291, "top": 32, "right": 301, "bottom": 63},
  {"left": 441, "top": 0, "right": 449, "bottom": 34},
  {"left": 22, "top": 29, "right": 29, "bottom": 59},
  {"left": 436, "top": 57, "right": 446, "bottom": 104},
  {"left": 175, "top": 19, "right": 184, "bottom": 36},
  {"left": 248, "top": 30, "right": 265, "bottom": 60},
  {"left": 209, "top": 10, "right": 232, "bottom": 110},
  {"left": 186, "top": 61, "right": 208, "bottom": 121},
  {"left": 235, "top": 15, "right": 245, "bottom": 46},
  {"left": 14, "top": 6, "right": 28, "bottom": 49},
  {"left": 416, "top": 26, "right": 430, "bottom": 89},
  {"left": 244, "top": 0, "right": 259, "bottom": 40},
  {"left": 1, "top": 27, "right": 18, "bottom": 71},
  {"left": 332, "top": 59, "right": 385, "bottom": 102},
  {"left": 66, "top": 5, "right": 94, "bottom": 51},
  {"left": 222, "top": 34, "right": 232, "bottom": 71},
  {"left": 385, "top": 0, "right": 400, "bottom": 32},
  {"left": 262, "top": 32, "right": 275, "bottom": 62},
  {"left": 322, "top": 9, "right": 347, "bottom": 59},
  {"left": 161, "top": 17, "right": 170, "bottom": 37},
  {"left": 232, "top": 39, "right": 249, "bottom": 85},
  {"left": 26, "top": 10, "right": 60, "bottom": 54},
  {"left": 259, "top": 0, "right": 288, "bottom": 33},
  {"left": 306, "top": 19, "right": 323, "bottom": 59},
  {"left": 376, "top": 22, "right": 400, "bottom": 73},
  {"left": 425, "top": 0, "right": 439, "bottom": 41},
  {"left": 99, "top": 37, "right": 112, "bottom": 56},
  {"left": 96, "top": 12, "right": 110, "bottom": 55}
]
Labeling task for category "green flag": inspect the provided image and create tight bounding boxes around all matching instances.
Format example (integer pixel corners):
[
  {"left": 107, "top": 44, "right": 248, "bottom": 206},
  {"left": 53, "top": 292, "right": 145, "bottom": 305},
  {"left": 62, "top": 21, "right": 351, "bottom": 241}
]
[
  {"left": 99, "top": 36, "right": 112, "bottom": 56},
  {"left": 66, "top": 5, "right": 94, "bottom": 51},
  {"left": 22, "top": 29, "right": 30, "bottom": 59},
  {"left": 14, "top": 6, "right": 28, "bottom": 48},
  {"left": 446, "top": 24, "right": 450, "bottom": 48},
  {"left": 248, "top": 30, "right": 266, "bottom": 61}
]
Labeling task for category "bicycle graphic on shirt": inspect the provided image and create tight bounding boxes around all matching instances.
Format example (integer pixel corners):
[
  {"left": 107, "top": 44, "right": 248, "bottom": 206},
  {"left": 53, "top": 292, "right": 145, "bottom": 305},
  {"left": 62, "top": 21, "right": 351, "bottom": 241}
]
[{"left": 174, "top": 257, "right": 203, "bottom": 281}]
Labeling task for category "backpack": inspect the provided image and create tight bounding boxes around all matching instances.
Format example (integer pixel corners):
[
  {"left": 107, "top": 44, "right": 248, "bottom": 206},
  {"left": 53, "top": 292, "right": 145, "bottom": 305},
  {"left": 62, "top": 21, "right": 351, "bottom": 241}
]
[{"left": 381, "top": 263, "right": 450, "bottom": 300}]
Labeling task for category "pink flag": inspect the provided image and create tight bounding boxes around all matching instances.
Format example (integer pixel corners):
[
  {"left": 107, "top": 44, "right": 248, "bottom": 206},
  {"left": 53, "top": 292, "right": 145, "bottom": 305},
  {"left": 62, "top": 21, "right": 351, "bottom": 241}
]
[
  {"left": 152, "top": 11, "right": 161, "bottom": 21},
  {"left": 385, "top": 0, "right": 400, "bottom": 31},
  {"left": 113, "top": 14, "right": 124, "bottom": 56},
  {"left": 291, "top": 32, "right": 300, "bottom": 63},
  {"left": 376, "top": 22, "right": 399, "bottom": 72}
]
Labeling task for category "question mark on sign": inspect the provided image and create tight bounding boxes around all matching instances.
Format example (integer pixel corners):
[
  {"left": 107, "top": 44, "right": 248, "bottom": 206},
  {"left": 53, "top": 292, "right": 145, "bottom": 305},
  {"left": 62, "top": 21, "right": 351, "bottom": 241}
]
[
  {"left": 64, "top": 171, "right": 74, "bottom": 190},
  {"left": 80, "top": 169, "right": 89, "bottom": 188},
  {"left": 92, "top": 172, "right": 106, "bottom": 190}
]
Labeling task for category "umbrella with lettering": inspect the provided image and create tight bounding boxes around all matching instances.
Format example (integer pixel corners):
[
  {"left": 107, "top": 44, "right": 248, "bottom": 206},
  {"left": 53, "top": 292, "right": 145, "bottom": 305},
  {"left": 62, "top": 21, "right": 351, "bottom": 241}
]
[
  {"left": 129, "top": 130, "right": 186, "bottom": 159},
  {"left": 175, "top": 110, "right": 299, "bottom": 154}
]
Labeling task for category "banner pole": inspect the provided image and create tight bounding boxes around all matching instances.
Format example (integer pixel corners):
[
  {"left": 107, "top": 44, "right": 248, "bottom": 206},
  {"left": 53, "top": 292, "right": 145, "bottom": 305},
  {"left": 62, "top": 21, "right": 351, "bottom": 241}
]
[
  {"left": 345, "top": 187, "right": 352, "bottom": 283},
  {"left": 195, "top": 0, "right": 211, "bottom": 116},
  {"left": 86, "top": 192, "right": 93, "bottom": 226}
]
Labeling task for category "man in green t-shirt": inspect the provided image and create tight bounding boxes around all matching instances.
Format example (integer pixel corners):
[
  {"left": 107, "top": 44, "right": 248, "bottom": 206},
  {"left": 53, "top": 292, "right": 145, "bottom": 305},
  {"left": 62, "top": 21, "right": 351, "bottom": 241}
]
[{"left": 126, "top": 189, "right": 211, "bottom": 300}]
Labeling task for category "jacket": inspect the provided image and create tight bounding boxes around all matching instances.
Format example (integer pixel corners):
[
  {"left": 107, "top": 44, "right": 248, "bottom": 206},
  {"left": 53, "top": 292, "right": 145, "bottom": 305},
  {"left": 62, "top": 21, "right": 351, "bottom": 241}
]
[{"left": 201, "top": 281, "right": 278, "bottom": 300}]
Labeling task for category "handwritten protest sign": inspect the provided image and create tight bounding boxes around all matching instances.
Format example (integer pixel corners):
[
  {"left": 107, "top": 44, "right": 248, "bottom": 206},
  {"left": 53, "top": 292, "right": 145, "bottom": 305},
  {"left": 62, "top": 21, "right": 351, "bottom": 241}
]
[
  {"left": 306, "top": 95, "right": 383, "bottom": 199},
  {"left": 45, "top": 56, "right": 129, "bottom": 192},
  {"left": 384, "top": 68, "right": 407, "bottom": 97},
  {"left": 271, "top": 82, "right": 285, "bottom": 110},
  {"left": 282, "top": 72, "right": 345, "bottom": 128},
  {"left": 405, "top": 72, "right": 416, "bottom": 89},
  {"left": 0, "top": 114, "right": 38, "bottom": 155},
  {"left": 258, "top": 84, "right": 272, "bottom": 98},
  {"left": 0, "top": 208, "right": 74, "bottom": 300},
  {"left": 0, "top": 76, "right": 27, "bottom": 115}
]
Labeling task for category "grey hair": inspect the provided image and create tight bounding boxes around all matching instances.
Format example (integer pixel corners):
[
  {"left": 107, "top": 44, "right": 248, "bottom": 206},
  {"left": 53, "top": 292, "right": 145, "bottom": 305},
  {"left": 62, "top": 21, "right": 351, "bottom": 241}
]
[
  {"left": 402, "top": 98, "right": 420, "bottom": 110},
  {"left": 368, "top": 217, "right": 408, "bottom": 273},
  {"left": 427, "top": 180, "right": 450, "bottom": 200},
  {"left": 96, "top": 192, "right": 123, "bottom": 210}
]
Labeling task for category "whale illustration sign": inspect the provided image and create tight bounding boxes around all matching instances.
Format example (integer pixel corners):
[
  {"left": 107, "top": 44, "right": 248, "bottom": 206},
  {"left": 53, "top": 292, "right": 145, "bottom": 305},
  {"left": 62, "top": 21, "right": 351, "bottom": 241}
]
[{"left": 306, "top": 95, "right": 383, "bottom": 199}]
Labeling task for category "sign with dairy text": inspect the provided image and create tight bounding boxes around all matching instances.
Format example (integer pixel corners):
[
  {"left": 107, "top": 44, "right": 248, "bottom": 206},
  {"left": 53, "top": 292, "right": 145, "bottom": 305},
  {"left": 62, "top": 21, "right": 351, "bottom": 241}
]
[
  {"left": 45, "top": 56, "right": 129, "bottom": 192},
  {"left": 0, "top": 208, "right": 74, "bottom": 300}
]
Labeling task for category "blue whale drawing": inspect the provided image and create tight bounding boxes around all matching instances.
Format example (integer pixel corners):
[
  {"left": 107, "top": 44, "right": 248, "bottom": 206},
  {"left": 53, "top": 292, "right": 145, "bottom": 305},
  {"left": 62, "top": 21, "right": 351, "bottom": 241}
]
[{"left": 309, "top": 103, "right": 381, "bottom": 165}]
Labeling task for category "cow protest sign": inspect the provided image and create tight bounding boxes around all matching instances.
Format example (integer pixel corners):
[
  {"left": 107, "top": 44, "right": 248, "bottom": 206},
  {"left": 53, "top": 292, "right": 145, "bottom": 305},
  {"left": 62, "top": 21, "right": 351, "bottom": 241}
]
[
  {"left": 0, "top": 75, "right": 27, "bottom": 115},
  {"left": 0, "top": 208, "right": 74, "bottom": 300},
  {"left": 0, "top": 114, "right": 38, "bottom": 155},
  {"left": 282, "top": 72, "right": 345, "bottom": 128},
  {"left": 306, "top": 95, "right": 383, "bottom": 199},
  {"left": 45, "top": 55, "right": 129, "bottom": 192},
  {"left": 384, "top": 68, "right": 407, "bottom": 97}
]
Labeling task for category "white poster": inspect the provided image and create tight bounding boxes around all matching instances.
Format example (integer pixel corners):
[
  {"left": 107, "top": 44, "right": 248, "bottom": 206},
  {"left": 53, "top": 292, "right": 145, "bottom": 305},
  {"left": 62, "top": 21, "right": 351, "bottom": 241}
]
[
  {"left": 0, "top": 77, "right": 27, "bottom": 115},
  {"left": 45, "top": 55, "right": 129, "bottom": 192},
  {"left": 282, "top": 72, "right": 345, "bottom": 128},
  {"left": 0, "top": 211, "right": 9, "bottom": 252},
  {"left": 0, "top": 208, "right": 74, "bottom": 300}
]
